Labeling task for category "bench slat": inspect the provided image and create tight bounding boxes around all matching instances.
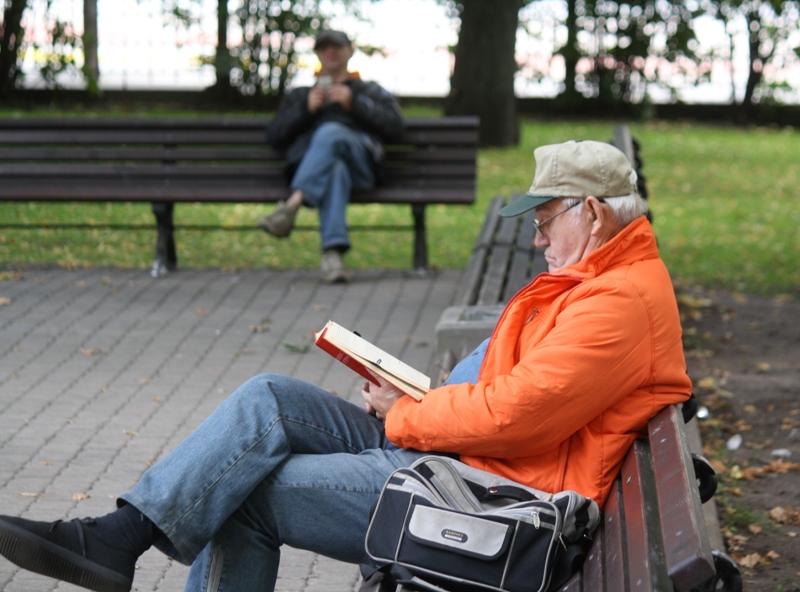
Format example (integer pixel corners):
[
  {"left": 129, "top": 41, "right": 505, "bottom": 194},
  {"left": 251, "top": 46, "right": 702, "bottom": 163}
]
[
  {"left": 0, "top": 162, "right": 476, "bottom": 178},
  {"left": 503, "top": 206, "right": 537, "bottom": 301},
  {"left": 0, "top": 182, "right": 476, "bottom": 204},
  {"left": 455, "top": 195, "right": 505, "bottom": 307},
  {"left": 600, "top": 480, "right": 628, "bottom": 591},
  {"left": 0, "top": 146, "right": 280, "bottom": 161},
  {"left": 648, "top": 406, "right": 716, "bottom": 590},
  {"left": 476, "top": 215, "right": 517, "bottom": 306},
  {"left": 620, "top": 441, "right": 673, "bottom": 592}
]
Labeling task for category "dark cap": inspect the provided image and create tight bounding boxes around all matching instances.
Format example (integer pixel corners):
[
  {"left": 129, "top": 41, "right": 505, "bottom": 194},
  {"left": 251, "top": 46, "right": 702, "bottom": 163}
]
[{"left": 314, "top": 30, "right": 351, "bottom": 49}]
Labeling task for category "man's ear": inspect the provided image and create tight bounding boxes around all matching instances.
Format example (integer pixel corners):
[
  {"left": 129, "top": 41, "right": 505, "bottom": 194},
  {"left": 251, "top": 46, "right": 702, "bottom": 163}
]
[{"left": 585, "top": 196, "right": 607, "bottom": 234}]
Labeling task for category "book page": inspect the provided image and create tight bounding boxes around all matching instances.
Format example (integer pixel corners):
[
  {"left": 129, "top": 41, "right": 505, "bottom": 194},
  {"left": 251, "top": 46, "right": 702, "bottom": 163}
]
[{"left": 323, "top": 322, "right": 431, "bottom": 392}]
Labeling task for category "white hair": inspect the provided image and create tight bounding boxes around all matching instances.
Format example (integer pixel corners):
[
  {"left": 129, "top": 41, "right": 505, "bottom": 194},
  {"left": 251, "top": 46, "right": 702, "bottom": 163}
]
[{"left": 561, "top": 194, "right": 648, "bottom": 226}]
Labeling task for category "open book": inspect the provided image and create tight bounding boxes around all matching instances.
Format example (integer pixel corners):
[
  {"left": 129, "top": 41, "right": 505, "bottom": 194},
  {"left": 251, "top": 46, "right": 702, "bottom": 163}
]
[{"left": 314, "top": 320, "right": 431, "bottom": 401}]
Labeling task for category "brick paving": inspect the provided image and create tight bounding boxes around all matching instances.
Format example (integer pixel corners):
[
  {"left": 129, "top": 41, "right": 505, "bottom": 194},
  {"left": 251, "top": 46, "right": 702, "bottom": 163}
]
[{"left": 0, "top": 268, "right": 462, "bottom": 592}]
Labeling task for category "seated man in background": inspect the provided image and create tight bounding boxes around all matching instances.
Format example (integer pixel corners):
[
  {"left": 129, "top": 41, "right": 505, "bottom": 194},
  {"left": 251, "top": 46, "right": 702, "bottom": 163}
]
[
  {"left": 0, "top": 140, "right": 691, "bottom": 592},
  {"left": 260, "top": 29, "right": 405, "bottom": 283}
]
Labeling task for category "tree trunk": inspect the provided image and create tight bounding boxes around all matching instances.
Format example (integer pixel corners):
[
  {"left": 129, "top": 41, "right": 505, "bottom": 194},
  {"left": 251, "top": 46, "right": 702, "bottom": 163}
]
[
  {"left": 83, "top": 0, "right": 99, "bottom": 95},
  {"left": 215, "top": 0, "right": 232, "bottom": 88},
  {"left": 562, "top": 0, "right": 580, "bottom": 102},
  {"left": 740, "top": 13, "right": 764, "bottom": 122},
  {"left": 445, "top": 0, "right": 523, "bottom": 147},
  {"left": 0, "top": 0, "right": 28, "bottom": 100}
]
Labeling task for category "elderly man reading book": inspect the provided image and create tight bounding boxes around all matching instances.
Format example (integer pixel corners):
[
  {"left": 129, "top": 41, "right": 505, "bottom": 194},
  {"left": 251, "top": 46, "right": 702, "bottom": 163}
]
[{"left": 0, "top": 140, "right": 692, "bottom": 592}]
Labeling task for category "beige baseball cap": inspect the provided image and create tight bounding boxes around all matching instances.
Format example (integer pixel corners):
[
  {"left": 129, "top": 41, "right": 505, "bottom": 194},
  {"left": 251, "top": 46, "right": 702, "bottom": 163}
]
[{"left": 498, "top": 140, "right": 637, "bottom": 218}]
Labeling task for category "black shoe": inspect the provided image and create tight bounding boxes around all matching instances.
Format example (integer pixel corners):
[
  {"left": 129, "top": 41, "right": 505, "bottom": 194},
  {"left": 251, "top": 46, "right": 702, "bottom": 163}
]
[{"left": 0, "top": 515, "right": 135, "bottom": 592}]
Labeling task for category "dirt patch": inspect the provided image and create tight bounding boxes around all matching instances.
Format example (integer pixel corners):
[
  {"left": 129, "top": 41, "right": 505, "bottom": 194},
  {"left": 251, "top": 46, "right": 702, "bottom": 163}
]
[{"left": 679, "top": 287, "right": 800, "bottom": 591}]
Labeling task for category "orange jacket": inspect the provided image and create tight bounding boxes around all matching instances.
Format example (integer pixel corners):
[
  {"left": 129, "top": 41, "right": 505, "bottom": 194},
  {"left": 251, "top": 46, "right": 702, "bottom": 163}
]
[{"left": 385, "top": 217, "right": 692, "bottom": 507}]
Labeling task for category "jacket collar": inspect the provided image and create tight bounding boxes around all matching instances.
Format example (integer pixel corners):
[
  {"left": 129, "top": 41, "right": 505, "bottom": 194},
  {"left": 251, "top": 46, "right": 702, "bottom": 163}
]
[{"left": 552, "top": 216, "right": 658, "bottom": 282}]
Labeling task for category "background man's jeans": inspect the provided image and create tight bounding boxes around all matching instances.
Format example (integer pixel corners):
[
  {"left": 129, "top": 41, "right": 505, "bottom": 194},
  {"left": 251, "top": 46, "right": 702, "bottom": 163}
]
[
  {"left": 290, "top": 122, "right": 375, "bottom": 253},
  {"left": 119, "top": 373, "right": 428, "bottom": 592}
]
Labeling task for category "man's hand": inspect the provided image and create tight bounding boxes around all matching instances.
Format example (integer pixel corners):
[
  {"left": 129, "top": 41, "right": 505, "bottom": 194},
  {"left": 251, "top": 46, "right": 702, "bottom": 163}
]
[
  {"left": 326, "top": 83, "right": 353, "bottom": 111},
  {"left": 361, "top": 372, "right": 405, "bottom": 421},
  {"left": 307, "top": 86, "right": 326, "bottom": 114}
]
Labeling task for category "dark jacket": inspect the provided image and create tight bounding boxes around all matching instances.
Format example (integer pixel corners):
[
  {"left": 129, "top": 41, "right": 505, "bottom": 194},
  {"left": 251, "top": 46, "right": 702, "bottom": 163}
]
[{"left": 266, "top": 77, "right": 405, "bottom": 183}]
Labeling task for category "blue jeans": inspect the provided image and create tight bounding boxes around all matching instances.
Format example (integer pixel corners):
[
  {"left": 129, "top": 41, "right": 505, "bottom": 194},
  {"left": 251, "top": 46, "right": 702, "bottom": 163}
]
[
  {"left": 119, "top": 373, "right": 428, "bottom": 592},
  {"left": 290, "top": 122, "right": 376, "bottom": 253}
]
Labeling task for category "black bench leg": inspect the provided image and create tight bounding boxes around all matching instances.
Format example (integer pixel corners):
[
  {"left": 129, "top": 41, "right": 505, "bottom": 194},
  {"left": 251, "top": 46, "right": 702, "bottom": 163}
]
[
  {"left": 411, "top": 204, "right": 428, "bottom": 273},
  {"left": 151, "top": 202, "right": 177, "bottom": 278}
]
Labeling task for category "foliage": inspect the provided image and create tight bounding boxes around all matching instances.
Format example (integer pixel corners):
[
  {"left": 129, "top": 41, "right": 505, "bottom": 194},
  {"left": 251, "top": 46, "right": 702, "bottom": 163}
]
[
  {"left": 576, "top": 0, "right": 703, "bottom": 103},
  {"left": 35, "top": 10, "right": 82, "bottom": 89},
  {"left": 227, "top": 0, "right": 325, "bottom": 97},
  {"left": 520, "top": 0, "right": 704, "bottom": 104},
  {"left": 700, "top": 0, "right": 800, "bottom": 105}
]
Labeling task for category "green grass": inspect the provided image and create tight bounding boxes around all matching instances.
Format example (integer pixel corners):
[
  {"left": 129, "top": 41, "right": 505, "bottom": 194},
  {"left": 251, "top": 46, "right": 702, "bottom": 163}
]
[{"left": 1, "top": 111, "right": 799, "bottom": 295}]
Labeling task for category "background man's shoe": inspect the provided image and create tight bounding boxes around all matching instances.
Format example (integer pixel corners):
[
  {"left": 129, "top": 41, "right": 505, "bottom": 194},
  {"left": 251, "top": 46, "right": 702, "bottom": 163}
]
[
  {"left": 321, "top": 250, "right": 349, "bottom": 283},
  {"left": 258, "top": 202, "right": 297, "bottom": 238},
  {"left": 0, "top": 515, "right": 135, "bottom": 592}
]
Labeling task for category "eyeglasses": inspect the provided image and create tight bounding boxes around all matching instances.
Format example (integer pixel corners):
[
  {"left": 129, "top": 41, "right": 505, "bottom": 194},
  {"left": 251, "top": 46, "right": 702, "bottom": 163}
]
[{"left": 532, "top": 200, "right": 583, "bottom": 234}]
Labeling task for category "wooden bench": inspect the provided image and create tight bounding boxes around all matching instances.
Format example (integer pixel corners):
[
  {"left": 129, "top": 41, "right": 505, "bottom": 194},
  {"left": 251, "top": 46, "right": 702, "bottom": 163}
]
[
  {"left": 426, "top": 126, "right": 742, "bottom": 591},
  {"left": 0, "top": 116, "right": 478, "bottom": 276},
  {"left": 560, "top": 402, "right": 741, "bottom": 592}
]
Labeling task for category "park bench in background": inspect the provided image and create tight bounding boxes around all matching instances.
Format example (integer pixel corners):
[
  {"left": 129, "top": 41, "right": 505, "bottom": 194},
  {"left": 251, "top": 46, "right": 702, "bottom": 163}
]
[
  {"left": 0, "top": 116, "right": 478, "bottom": 276},
  {"left": 425, "top": 125, "right": 742, "bottom": 592}
]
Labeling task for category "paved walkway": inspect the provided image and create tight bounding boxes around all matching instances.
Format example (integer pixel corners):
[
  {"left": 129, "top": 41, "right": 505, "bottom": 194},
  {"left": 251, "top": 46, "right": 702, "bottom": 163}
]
[{"left": 0, "top": 267, "right": 462, "bottom": 592}]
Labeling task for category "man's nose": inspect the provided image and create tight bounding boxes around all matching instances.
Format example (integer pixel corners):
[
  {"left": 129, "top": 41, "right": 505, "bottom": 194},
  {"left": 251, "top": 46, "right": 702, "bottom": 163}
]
[{"left": 533, "top": 229, "right": 549, "bottom": 248}]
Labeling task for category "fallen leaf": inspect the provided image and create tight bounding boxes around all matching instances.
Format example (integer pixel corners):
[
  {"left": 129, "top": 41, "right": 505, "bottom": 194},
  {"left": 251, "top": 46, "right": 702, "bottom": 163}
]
[
  {"left": 72, "top": 493, "right": 91, "bottom": 501},
  {"left": 195, "top": 308, "right": 210, "bottom": 317},
  {"left": 757, "top": 362, "right": 771, "bottom": 372},
  {"left": 80, "top": 347, "right": 102, "bottom": 356},
  {"left": 250, "top": 324, "right": 269, "bottom": 333},
  {"left": 738, "top": 553, "right": 762, "bottom": 568},
  {"left": 0, "top": 271, "right": 22, "bottom": 281},
  {"left": 743, "top": 405, "right": 756, "bottom": 414},
  {"left": 40, "top": 461, "right": 53, "bottom": 466},
  {"left": 765, "top": 460, "right": 800, "bottom": 474},
  {"left": 766, "top": 550, "right": 780, "bottom": 560},
  {"left": 697, "top": 376, "right": 717, "bottom": 389},
  {"left": 0, "top": 297, "right": 11, "bottom": 306},
  {"left": 123, "top": 430, "right": 139, "bottom": 436},
  {"left": 283, "top": 342, "right": 310, "bottom": 353},
  {"left": 770, "top": 506, "right": 789, "bottom": 523},
  {"left": 732, "top": 292, "right": 748, "bottom": 304},
  {"left": 138, "top": 378, "right": 151, "bottom": 384},
  {"left": 730, "top": 465, "right": 743, "bottom": 480},
  {"left": 312, "top": 305, "right": 328, "bottom": 312},
  {"left": 710, "top": 458, "right": 728, "bottom": 474},
  {"left": 153, "top": 397, "right": 161, "bottom": 402},
  {"left": 742, "top": 466, "right": 764, "bottom": 480},
  {"left": 18, "top": 492, "right": 39, "bottom": 497},
  {"left": 677, "top": 294, "right": 714, "bottom": 308},
  {"left": 748, "top": 523, "right": 762, "bottom": 534}
]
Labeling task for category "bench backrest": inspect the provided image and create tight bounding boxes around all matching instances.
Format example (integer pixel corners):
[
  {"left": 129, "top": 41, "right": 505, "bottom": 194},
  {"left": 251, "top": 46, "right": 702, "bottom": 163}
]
[
  {"left": 564, "top": 405, "right": 716, "bottom": 592},
  {"left": 0, "top": 117, "right": 478, "bottom": 205}
]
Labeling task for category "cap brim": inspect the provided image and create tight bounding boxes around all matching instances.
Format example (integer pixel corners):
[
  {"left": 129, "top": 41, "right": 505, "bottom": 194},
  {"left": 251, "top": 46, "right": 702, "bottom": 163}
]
[{"left": 497, "top": 194, "right": 559, "bottom": 218}]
